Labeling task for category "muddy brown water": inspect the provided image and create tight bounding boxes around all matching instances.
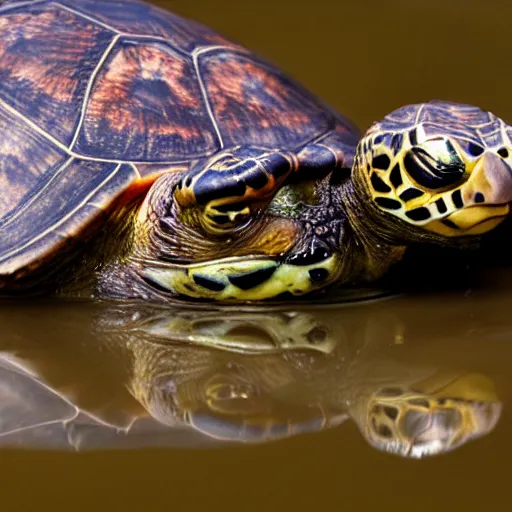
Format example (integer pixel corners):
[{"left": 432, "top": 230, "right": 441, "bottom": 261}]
[{"left": 2, "top": 0, "right": 512, "bottom": 510}]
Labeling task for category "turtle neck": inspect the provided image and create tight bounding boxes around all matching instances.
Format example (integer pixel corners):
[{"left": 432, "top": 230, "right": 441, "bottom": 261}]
[
  {"left": 336, "top": 159, "right": 481, "bottom": 285},
  {"left": 336, "top": 177, "right": 406, "bottom": 284}
]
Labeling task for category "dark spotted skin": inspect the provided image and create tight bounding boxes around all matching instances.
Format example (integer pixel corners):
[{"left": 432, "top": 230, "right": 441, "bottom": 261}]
[
  {"left": 399, "top": 188, "right": 423, "bottom": 202},
  {"left": 436, "top": 198, "right": 448, "bottom": 214},
  {"left": 389, "top": 164, "right": 402, "bottom": 188},
  {"left": 405, "top": 207, "right": 431, "bottom": 221},
  {"left": 192, "top": 274, "right": 225, "bottom": 292},
  {"left": 227, "top": 266, "right": 277, "bottom": 290},
  {"left": 0, "top": 0, "right": 359, "bottom": 286}
]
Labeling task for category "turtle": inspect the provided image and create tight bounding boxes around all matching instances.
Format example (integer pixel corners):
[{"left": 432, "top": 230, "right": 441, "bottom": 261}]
[
  {"left": 0, "top": 298, "right": 502, "bottom": 456},
  {"left": 1, "top": 0, "right": 512, "bottom": 302}
]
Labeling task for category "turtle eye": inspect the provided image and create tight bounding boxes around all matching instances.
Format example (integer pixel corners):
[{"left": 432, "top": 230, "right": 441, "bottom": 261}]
[
  {"left": 403, "top": 138, "right": 465, "bottom": 190},
  {"left": 465, "top": 142, "right": 485, "bottom": 157}
]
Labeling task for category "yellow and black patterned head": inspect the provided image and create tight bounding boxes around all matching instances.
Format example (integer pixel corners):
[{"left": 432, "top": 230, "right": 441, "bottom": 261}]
[{"left": 357, "top": 101, "right": 512, "bottom": 238}]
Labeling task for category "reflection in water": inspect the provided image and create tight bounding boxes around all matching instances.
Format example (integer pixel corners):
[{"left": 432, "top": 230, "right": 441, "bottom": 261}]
[{"left": 0, "top": 295, "right": 503, "bottom": 457}]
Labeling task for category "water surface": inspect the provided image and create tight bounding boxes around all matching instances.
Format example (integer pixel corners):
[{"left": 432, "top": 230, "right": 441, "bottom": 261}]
[{"left": 2, "top": 279, "right": 512, "bottom": 510}]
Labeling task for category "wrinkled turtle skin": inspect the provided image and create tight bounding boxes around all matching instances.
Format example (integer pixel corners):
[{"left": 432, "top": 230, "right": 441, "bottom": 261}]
[
  {"left": 0, "top": 296, "right": 503, "bottom": 457},
  {"left": 1, "top": 0, "right": 512, "bottom": 303}
]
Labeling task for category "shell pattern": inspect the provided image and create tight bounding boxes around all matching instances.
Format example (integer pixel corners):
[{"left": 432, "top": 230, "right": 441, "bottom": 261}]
[{"left": 0, "top": 0, "right": 359, "bottom": 275}]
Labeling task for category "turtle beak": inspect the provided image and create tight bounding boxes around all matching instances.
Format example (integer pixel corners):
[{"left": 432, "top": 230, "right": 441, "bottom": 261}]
[{"left": 462, "top": 152, "right": 512, "bottom": 206}]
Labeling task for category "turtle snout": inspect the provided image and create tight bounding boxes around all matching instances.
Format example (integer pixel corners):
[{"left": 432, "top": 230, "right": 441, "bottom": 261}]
[{"left": 463, "top": 151, "right": 512, "bottom": 206}]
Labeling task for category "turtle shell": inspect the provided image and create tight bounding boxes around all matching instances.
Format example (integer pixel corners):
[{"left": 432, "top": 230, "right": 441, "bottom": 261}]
[
  {"left": 0, "top": 355, "right": 223, "bottom": 450},
  {"left": 0, "top": 0, "right": 359, "bottom": 279}
]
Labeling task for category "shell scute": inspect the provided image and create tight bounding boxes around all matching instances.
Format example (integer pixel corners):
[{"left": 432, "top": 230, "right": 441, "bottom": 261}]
[
  {"left": 0, "top": 160, "right": 137, "bottom": 276},
  {"left": 378, "top": 102, "right": 507, "bottom": 149},
  {"left": 56, "top": 0, "right": 240, "bottom": 53},
  {"left": 74, "top": 40, "right": 219, "bottom": 162},
  {"left": 0, "top": 3, "right": 115, "bottom": 146},
  {"left": 0, "top": 101, "right": 67, "bottom": 221},
  {"left": 420, "top": 102, "right": 494, "bottom": 127},
  {"left": 199, "top": 51, "right": 334, "bottom": 149}
]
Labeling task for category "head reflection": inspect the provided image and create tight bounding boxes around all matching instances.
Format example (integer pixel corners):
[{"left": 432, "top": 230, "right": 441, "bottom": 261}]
[{"left": 360, "top": 378, "right": 502, "bottom": 458}]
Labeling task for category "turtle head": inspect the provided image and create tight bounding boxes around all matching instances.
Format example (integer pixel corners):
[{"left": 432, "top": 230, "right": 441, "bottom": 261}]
[
  {"left": 355, "top": 101, "right": 512, "bottom": 242},
  {"left": 352, "top": 373, "right": 502, "bottom": 458}
]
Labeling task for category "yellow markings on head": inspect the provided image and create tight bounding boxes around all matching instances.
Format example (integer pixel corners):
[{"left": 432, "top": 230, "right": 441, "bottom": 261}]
[
  {"left": 427, "top": 205, "right": 509, "bottom": 236},
  {"left": 174, "top": 182, "right": 197, "bottom": 209},
  {"left": 359, "top": 126, "right": 512, "bottom": 238},
  {"left": 142, "top": 254, "right": 342, "bottom": 301}
]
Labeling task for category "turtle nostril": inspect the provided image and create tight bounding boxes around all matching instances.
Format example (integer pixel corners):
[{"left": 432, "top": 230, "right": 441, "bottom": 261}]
[
  {"left": 474, "top": 192, "right": 485, "bottom": 203},
  {"left": 497, "top": 147, "right": 509, "bottom": 159}
]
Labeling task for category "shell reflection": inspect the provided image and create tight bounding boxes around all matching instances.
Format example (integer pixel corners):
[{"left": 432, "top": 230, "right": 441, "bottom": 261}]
[{"left": 0, "top": 296, "right": 503, "bottom": 457}]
